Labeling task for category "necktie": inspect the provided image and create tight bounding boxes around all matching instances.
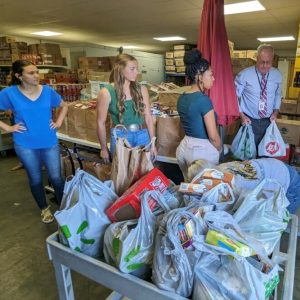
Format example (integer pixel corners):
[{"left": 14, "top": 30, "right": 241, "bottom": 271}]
[{"left": 258, "top": 73, "right": 267, "bottom": 118}]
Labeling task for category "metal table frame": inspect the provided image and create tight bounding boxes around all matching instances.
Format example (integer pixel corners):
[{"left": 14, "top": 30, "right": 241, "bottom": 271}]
[{"left": 47, "top": 214, "right": 298, "bottom": 300}]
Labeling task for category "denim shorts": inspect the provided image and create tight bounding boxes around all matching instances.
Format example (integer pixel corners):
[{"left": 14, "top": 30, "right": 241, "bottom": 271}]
[{"left": 110, "top": 127, "right": 150, "bottom": 154}]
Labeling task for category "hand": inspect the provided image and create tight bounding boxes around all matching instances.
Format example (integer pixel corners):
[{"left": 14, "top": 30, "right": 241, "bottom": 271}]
[
  {"left": 10, "top": 122, "right": 27, "bottom": 133},
  {"left": 50, "top": 119, "right": 61, "bottom": 129},
  {"left": 150, "top": 144, "right": 158, "bottom": 162},
  {"left": 270, "top": 111, "right": 278, "bottom": 122},
  {"left": 240, "top": 114, "right": 251, "bottom": 125},
  {"left": 100, "top": 148, "right": 111, "bottom": 163}
]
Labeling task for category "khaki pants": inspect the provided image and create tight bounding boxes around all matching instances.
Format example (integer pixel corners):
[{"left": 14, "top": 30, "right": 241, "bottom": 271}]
[{"left": 176, "top": 135, "right": 219, "bottom": 181}]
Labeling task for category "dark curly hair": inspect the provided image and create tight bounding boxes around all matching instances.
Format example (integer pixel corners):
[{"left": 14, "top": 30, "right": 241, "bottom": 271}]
[
  {"left": 184, "top": 49, "right": 210, "bottom": 83},
  {"left": 11, "top": 60, "right": 35, "bottom": 85}
]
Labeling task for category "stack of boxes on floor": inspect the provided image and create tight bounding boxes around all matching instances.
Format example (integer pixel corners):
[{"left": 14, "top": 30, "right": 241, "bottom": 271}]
[
  {"left": 164, "top": 44, "right": 196, "bottom": 75},
  {"left": 77, "top": 56, "right": 116, "bottom": 83}
]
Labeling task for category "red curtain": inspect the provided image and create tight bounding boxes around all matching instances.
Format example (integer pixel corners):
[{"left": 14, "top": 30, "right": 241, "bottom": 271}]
[{"left": 198, "top": 0, "right": 239, "bottom": 126}]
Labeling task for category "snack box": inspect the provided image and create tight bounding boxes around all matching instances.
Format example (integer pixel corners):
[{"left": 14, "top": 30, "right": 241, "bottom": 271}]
[
  {"left": 192, "top": 169, "right": 234, "bottom": 187},
  {"left": 106, "top": 168, "right": 170, "bottom": 222},
  {"left": 206, "top": 230, "right": 255, "bottom": 257}
]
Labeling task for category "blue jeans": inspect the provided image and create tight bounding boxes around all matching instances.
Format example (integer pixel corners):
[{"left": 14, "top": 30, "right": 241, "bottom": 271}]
[
  {"left": 285, "top": 164, "right": 300, "bottom": 214},
  {"left": 14, "top": 143, "right": 65, "bottom": 210},
  {"left": 109, "top": 128, "right": 150, "bottom": 154}
]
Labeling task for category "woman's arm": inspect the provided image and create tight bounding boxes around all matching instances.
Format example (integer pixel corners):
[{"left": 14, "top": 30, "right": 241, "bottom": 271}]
[
  {"left": 141, "top": 85, "right": 157, "bottom": 159},
  {"left": 204, "top": 110, "right": 222, "bottom": 151},
  {"left": 50, "top": 100, "right": 68, "bottom": 129},
  {"left": 0, "top": 120, "right": 26, "bottom": 133},
  {"left": 96, "top": 88, "right": 111, "bottom": 162}
]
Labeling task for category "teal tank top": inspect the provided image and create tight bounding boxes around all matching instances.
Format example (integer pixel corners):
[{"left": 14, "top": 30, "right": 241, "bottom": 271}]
[{"left": 105, "top": 84, "right": 144, "bottom": 126}]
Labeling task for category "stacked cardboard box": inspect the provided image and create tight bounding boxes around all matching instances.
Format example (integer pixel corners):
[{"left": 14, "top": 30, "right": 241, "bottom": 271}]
[
  {"left": 164, "top": 44, "right": 196, "bottom": 74},
  {"left": 77, "top": 56, "right": 118, "bottom": 83},
  {"left": 28, "top": 43, "right": 63, "bottom": 66},
  {"left": 0, "top": 36, "right": 28, "bottom": 64}
]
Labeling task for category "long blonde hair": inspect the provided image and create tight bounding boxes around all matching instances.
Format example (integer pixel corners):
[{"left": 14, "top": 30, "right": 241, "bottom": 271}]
[{"left": 109, "top": 54, "right": 145, "bottom": 123}]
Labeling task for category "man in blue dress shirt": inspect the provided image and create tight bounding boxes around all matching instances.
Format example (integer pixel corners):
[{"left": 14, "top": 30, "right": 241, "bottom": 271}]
[{"left": 235, "top": 44, "right": 283, "bottom": 149}]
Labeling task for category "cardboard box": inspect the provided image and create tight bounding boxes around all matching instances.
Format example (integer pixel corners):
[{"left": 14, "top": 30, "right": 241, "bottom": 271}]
[
  {"left": 165, "top": 65, "right": 176, "bottom": 72},
  {"left": 280, "top": 99, "right": 298, "bottom": 114},
  {"left": 165, "top": 51, "right": 174, "bottom": 59},
  {"left": 173, "top": 44, "right": 194, "bottom": 51},
  {"left": 105, "top": 168, "right": 170, "bottom": 222},
  {"left": 0, "top": 36, "right": 16, "bottom": 44},
  {"left": 176, "top": 66, "right": 185, "bottom": 73},
  {"left": 276, "top": 119, "right": 300, "bottom": 145},
  {"left": 174, "top": 58, "right": 184, "bottom": 67},
  {"left": 165, "top": 59, "right": 174, "bottom": 66},
  {"left": 232, "top": 50, "right": 247, "bottom": 58},
  {"left": 173, "top": 50, "right": 185, "bottom": 58},
  {"left": 79, "top": 57, "right": 111, "bottom": 71},
  {"left": 37, "top": 43, "right": 61, "bottom": 55},
  {"left": 246, "top": 50, "right": 257, "bottom": 60}
]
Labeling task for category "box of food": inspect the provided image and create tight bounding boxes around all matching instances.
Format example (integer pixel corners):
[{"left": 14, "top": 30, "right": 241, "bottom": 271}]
[{"left": 105, "top": 168, "right": 170, "bottom": 222}]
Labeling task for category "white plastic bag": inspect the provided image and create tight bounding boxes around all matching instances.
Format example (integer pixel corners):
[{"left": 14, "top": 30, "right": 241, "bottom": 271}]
[
  {"left": 54, "top": 169, "right": 118, "bottom": 258},
  {"left": 201, "top": 183, "right": 235, "bottom": 211},
  {"left": 193, "top": 210, "right": 280, "bottom": 300},
  {"left": 152, "top": 208, "right": 208, "bottom": 298},
  {"left": 258, "top": 121, "right": 286, "bottom": 157},
  {"left": 233, "top": 179, "right": 290, "bottom": 255},
  {"left": 231, "top": 125, "right": 257, "bottom": 160},
  {"left": 193, "top": 252, "right": 280, "bottom": 300},
  {"left": 103, "top": 190, "right": 170, "bottom": 277}
]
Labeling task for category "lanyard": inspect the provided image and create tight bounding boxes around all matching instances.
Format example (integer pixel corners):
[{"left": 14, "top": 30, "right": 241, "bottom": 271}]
[{"left": 255, "top": 68, "right": 269, "bottom": 94}]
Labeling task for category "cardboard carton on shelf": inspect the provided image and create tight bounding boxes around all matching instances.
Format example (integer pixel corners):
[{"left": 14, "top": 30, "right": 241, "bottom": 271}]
[{"left": 165, "top": 51, "right": 174, "bottom": 59}]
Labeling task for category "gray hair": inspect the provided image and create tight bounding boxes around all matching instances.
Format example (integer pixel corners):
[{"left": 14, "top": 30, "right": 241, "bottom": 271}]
[{"left": 257, "top": 44, "right": 274, "bottom": 57}]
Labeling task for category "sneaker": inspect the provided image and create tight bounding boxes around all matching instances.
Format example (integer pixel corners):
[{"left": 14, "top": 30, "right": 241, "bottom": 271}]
[{"left": 41, "top": 206, "right": 54, "bottom": 224}]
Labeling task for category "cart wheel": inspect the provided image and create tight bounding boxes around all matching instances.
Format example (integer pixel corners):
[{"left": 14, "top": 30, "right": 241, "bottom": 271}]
[{"left": 0, "top": 151, "right": 6, "bottom": 157}]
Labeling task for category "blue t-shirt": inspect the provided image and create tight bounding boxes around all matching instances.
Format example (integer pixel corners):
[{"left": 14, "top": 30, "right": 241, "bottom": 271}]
[
  {"left": 177, "top": 91, "right": 213, "bottom": 139},
  {"left": 0, "top": 85, "right": 61, "bottom": 149}
]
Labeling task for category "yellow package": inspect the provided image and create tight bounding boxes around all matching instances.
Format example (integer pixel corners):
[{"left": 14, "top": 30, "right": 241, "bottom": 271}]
[{"left": 206, "top": 230, "right": 255, "bottom": 257}]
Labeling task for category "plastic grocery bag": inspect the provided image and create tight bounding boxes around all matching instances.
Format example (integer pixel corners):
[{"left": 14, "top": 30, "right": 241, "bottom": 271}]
[
  {"left": 152, "top": 208, "right": 208, "bottom": 298},
  {"left": 231, "top": 125, "right": 257, "bottom": 160},
  {"left": 54, "top": 169, "right": 118, "bottom": 258},
  {"left": 103, "top": 190, "right": 171, "bottom": 278},
  {"left": 193, "top": 210, "right": 280, "bottom": 300},
  {"left": 201, "top": 183, "right": 235, "bottom": 211},
  {"left": 193, "top": 252, "right": 280, "bottom": 300},
  {"left": 233, "top": 179, "right": 290, "bottom": 255},
  {"left": 258, "top": 121, "right": 286, "bottom": 157}
]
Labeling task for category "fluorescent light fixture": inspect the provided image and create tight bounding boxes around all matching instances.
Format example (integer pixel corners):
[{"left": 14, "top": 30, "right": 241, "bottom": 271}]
[
  {"left": 153, "top": 36, "right": 186, "bottom": 42},
  {"left": 123, "top": 45, "right": 139, "bottom": 49},
  {"left": 257, "top": 36, "right": 295, "bottom": 42},
  {"left": 224, "top": 1, "right": 265, "bottom": 15},
  {"left": 31, "top": 31, "right": 62, "bottom": 37}
]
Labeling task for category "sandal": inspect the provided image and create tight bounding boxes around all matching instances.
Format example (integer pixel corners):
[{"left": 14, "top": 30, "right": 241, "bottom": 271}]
[{"left": 41, "top": 206, "right": 54, "bottom": 224}]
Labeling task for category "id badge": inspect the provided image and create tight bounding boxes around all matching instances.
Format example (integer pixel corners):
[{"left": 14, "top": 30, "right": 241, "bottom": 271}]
[{"left": 259, "top": 101, "right": 265, "bottom": 110}]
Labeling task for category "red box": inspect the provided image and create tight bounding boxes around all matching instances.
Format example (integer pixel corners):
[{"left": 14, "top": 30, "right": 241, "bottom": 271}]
[
  {"left": 106, "top": 168, "right": 170, "bottom": 222},
  {"left": 275, "top": 144, "right": 291, "bottom": 163}
]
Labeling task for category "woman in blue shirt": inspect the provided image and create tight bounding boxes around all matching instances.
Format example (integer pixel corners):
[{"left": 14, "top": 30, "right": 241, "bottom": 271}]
[
  {"left": 0, "top": 60, "right": 68, "bottom": 223},
  {"left": 176, "top": 49, "right": 221, "bottom": 181}
]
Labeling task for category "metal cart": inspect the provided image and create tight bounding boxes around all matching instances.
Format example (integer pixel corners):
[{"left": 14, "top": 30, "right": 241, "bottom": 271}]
[{"left": 46, "top": 214, "right": 298, "bottom": 300}]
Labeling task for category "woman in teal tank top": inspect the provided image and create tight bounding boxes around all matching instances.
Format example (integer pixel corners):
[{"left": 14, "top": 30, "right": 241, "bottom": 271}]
[{"left": 96, "top": 53, "right": 157, "bottom": 162}]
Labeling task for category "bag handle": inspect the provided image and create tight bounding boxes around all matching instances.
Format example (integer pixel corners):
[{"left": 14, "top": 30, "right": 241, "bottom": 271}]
[{"left": 113, "top": 124, "right": 128, "bottom": 140}]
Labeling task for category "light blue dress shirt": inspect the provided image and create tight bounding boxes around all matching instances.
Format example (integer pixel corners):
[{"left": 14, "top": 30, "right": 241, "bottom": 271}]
[{"left": 235, "top": 66, "right": 282, "bottom": 119}]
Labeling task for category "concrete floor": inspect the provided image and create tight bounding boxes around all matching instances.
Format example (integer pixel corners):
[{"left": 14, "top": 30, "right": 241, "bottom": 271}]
[{"left": 0, "top": 149, "right": 300, "bottom": 300}]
